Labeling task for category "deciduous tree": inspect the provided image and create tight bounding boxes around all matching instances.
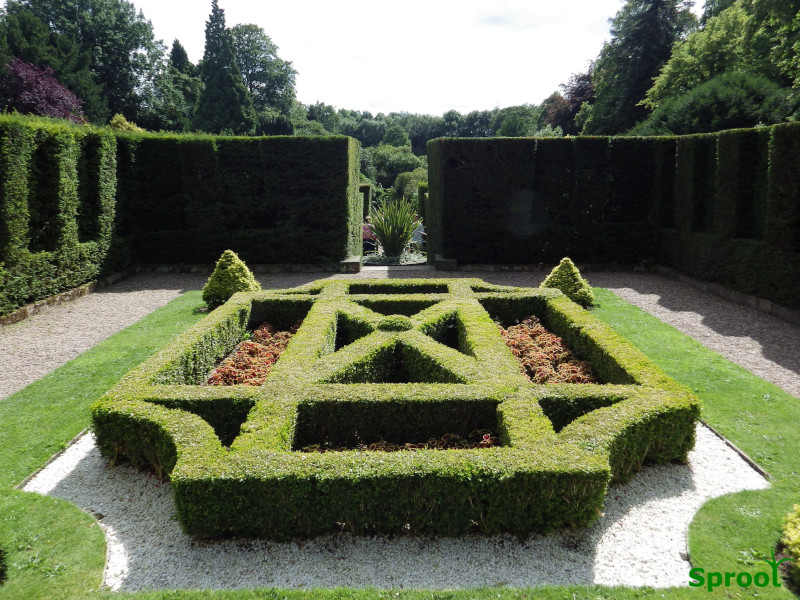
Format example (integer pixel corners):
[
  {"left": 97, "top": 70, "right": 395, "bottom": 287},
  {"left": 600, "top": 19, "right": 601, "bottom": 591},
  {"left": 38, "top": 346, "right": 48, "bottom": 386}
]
[
  {"left": 1, "top": 8, "right": 106, "bottom": 121},
  {"left": 230, "top": 23, "right": 296, "bottom": 115},
  {"left": 1, "top": 56, "right": 86, "bottom": 122},
  {"left": 5, "top": 0, "right": 164, "bottom": 121}
]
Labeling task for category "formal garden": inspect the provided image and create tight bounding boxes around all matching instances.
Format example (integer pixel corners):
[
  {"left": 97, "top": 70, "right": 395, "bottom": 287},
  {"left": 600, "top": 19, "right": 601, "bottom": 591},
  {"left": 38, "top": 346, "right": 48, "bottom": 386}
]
[{"left": 1, "top": 112, "right": 800, "bottom": 598}]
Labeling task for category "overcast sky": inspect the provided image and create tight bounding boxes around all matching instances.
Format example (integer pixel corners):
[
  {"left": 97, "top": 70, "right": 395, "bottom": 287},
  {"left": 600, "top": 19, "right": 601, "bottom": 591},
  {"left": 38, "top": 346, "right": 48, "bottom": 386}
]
[{"left": 30, "top": 0, "right": 708, "bottom": 116}]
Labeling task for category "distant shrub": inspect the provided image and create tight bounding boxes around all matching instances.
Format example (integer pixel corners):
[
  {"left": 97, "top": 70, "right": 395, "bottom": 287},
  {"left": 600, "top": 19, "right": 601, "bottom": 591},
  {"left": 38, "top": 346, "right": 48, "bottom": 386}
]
[
  {"left": 108, "top": 113, "right": 145, "bottom": 132},
  {"left": 540, "top": 257, "right": 595, "bottom": 308},
  {"left": 630, "top": 72, "right": 794, "bottom": 136},
  {"left": 393, "top": 167, "right": 427, "bottom": 203},
  {"left": 256, "top": 111, "right": 294, "bottom": 136},
  {"left": 202, "top": 250, "right": 261, "bottom": 308}
]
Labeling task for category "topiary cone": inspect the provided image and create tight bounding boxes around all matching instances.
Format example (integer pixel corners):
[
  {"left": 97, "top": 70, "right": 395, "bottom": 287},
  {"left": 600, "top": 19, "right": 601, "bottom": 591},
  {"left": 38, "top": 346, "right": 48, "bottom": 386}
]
[
  {"left": 540, "top": 257, "right": 595, "bottom": 308},
  {"left": 202, "top": 250, "right": 261, "bottom": 308}
]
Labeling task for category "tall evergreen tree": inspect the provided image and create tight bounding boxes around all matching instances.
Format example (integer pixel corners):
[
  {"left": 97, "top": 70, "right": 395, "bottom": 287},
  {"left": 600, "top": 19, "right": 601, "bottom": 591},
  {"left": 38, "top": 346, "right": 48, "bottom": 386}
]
[
  {"left": 193, "top": 0, "right": 255, "bottom": 134},
  {"left": 582, "top": 0, "right": 696, "bottom": 134},
  {"left": 169, "top": 39, "right": 195, "bottom": 75}
]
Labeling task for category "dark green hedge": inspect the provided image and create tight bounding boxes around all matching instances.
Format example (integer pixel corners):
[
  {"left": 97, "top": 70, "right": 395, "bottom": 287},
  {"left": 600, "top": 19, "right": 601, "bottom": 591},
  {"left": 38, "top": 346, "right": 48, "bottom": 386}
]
[
  {"left": 0, "top": 116, "right": 362, "bottom": 317},
  {"left": 426, "top": 137, "right": 656, "bottom": 265},
  {"left": 0, "top": 115, "right": 117, "bottom": 316},
  {"left": 114, "top": 134, "right": 362, "bottom": 265},
  {"left": 661, "top": 124, "right": 800, "bottom": 308},
  {"left": 427, "top": 123, "right": 800, "bottom": 310},
  {"left": 92, "top": 278, "right": 698, "bottom": 540}
]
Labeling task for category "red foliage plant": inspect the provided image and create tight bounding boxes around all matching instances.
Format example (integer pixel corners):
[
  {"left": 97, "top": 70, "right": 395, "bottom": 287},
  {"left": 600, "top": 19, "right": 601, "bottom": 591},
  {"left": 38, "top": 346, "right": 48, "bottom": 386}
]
[
  {"left": 498, "top": 315, "right": 596, "bottom": 384},
  {"left": 207, "top": 320, "right": 301, "bottom": 386},
  {"left": 301, "top": 430, "right": 502, "bottom": 453},
  {"left": 1, "top": 58, "right": 86, "bottom": 124}
]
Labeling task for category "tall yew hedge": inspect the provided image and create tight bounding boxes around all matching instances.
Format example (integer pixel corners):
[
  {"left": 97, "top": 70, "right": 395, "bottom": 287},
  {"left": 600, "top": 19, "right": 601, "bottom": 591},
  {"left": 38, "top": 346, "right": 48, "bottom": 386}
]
[
  {"left": 2, "top": 114, "right": 798, "bottom": 316},
  {"left": 0, "top": 116, "right": 361, "bottom": 318},
  {"left": 114, "top": 133, "right": 361, "bottom": 266},
  {"left": 427, "top": 123, "right": 800, "bottom": 310},
  {"left": 0, "top": 115, "right": 116, "bottom": 316}
]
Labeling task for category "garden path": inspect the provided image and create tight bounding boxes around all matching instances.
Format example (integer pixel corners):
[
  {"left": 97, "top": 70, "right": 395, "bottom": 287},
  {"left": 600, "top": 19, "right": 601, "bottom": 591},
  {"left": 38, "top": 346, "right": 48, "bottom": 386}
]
[{"left": 1, "top": 270, "right": 798, "bottom": 400}]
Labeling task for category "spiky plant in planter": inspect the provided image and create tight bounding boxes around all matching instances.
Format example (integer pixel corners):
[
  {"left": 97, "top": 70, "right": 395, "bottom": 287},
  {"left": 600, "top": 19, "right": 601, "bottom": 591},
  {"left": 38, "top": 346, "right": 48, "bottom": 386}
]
[
  {"left": 202, "top": 250, "right": 261, "bottom": 309},
  {"left": 367, "top": 198, "right": 420, "bottom": 259},
  {"left": 540, "top": 257, "right": 595, "bottom": 308}
]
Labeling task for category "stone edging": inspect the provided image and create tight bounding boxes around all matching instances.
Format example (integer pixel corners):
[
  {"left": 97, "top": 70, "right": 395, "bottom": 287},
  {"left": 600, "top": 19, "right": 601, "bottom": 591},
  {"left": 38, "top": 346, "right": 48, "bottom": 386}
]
[{"left": 0, "top": 268, "right": 139, "bottom": 327}]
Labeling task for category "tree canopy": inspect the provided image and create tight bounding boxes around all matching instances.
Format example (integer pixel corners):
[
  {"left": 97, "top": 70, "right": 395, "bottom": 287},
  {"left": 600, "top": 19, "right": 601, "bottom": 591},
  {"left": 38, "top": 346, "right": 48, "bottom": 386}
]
[
  {"left": 5, "top": 0, "right": 164, "bottom": 121},
  {"left": 230, "top": 23, "right": 296, "bottom": 115},
  {"left": 581, "top": 0, "right": 697, "bottom": 135}
]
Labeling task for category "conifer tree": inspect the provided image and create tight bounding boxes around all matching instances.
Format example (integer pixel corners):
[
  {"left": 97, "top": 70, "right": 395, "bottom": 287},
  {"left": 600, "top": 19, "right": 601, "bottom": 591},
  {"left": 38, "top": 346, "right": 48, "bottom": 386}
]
[
  {"left": 169, "top": 39, "right": 194, "bottom": 75},
  {"left": 582, "top": 0, "right": 696, "bottom": 134},
  {"left": 193, "top": 0, "right": 256, "bottom": 134}
]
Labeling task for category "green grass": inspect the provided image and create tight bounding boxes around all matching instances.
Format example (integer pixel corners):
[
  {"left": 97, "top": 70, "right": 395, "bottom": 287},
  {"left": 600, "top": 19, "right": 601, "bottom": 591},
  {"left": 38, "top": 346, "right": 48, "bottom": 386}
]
[
  {"left": 0, "top": 286, "right": 798, "bottom": 599},
  {"left": 0, "top": 291, "right": 207, "bottom": 600}
]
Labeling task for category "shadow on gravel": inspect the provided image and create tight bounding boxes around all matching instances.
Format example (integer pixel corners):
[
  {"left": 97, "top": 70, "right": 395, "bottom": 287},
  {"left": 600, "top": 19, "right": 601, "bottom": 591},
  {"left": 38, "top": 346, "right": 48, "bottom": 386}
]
[{"left": 590, "top": 272, "right": 800, "bottom": 390}]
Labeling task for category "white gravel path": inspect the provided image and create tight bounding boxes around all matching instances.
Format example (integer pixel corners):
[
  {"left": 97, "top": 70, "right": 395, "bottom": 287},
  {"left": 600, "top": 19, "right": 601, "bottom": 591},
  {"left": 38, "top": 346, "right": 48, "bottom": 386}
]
[{"left": 23, "top": 424, "right": 768, "bottom": 591}]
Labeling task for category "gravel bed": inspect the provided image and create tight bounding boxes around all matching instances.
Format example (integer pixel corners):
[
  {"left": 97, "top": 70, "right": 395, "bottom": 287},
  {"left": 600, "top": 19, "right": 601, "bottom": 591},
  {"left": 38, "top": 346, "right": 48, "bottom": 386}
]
[
  {"left": 0, "top": 273, "right": 207, "bottom": 400},
  {"left": 4, "top": 269, "right": 797, "bottom": 400},
  {"left": 23, "top": 424, "right": 768, "bottom": 591}
]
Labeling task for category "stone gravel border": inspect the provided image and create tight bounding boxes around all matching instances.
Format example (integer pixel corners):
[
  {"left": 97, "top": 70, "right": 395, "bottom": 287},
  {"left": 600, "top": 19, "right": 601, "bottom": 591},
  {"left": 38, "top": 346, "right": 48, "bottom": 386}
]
[{"left": 22, "top": 424, "right": 769, "bottom": 591}]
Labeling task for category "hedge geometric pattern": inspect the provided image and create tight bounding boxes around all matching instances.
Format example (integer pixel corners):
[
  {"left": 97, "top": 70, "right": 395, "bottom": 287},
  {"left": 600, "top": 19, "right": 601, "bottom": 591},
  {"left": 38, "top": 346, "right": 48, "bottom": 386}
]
[{"left": 93, "top": 278, "right": 699, "bottom": 540}]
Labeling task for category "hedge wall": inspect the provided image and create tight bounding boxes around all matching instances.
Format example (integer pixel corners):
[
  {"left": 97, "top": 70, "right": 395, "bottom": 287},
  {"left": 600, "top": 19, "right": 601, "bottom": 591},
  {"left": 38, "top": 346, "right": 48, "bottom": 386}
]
[
  {"left": 427, "top": 123, "right": 800, "bottom": 310},
  {"left": 0, "top": 115, "right": 117, "bottom": 316},
  {"left": 426, "top": 136, "right": 656, "bottom": 265},
  {"left": 659, "top": 124, "right": 800, "bottom": 309},
  {"left": 114, "top": 133, "right": 362, "bottom": 265},
  {"left": 0, "top": 116, "right": 362, "bottom": 317}
]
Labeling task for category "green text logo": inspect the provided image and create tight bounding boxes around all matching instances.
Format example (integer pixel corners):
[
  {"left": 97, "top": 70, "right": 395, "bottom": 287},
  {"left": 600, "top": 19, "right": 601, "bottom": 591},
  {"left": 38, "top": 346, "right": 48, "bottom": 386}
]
[{"left": 689, "top": 550, "right": 792, "bottom": 591}]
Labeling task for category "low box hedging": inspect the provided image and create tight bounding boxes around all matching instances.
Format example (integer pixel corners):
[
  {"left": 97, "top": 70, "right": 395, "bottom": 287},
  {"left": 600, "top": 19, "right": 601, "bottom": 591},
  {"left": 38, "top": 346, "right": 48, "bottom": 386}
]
[
  {"left": 91, "top": 278, "right": 699, "bottom": 540},
  {"left": 783, "top": 504, "right": 800, "bottom": 587}
]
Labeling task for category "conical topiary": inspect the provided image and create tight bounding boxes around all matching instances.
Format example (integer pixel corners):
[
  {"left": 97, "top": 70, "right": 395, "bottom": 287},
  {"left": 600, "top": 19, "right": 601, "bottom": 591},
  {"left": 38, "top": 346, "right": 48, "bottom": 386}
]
[
  {"left": 202, "top": 250, "right": 261, "bottom": 308},
  {"left": 540, "top": 257, "right": 595, "bottom": 308}
]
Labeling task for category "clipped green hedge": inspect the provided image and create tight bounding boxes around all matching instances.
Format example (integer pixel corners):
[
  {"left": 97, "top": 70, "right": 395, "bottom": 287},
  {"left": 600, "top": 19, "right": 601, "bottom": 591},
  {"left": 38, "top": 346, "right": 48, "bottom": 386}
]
[
  {"left": 92, "top": 278, "right": 698, "bottom": 540},
  {"left": 114, "top": 133, "right": 362, "bottom": 266},
  {"left": 0, "top": 116, "right": 363, "bottom": 317},
  {"left": 426, "top": 123, "right": 800, "bottom": 310},
  {"left": 0, "top": 115, "right": 117, "bottom": 316}
]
